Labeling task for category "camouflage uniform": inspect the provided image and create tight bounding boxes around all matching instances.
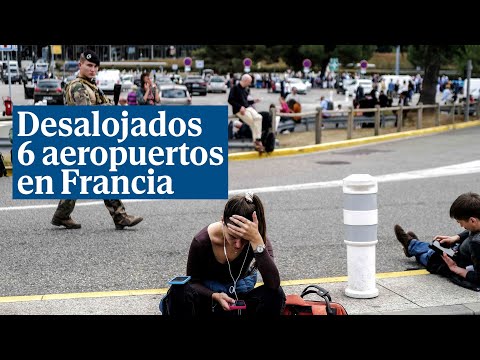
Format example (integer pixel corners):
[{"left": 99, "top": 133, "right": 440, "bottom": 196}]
[{"left": 52, "top": 76, "right": 128, "bottom": 225}]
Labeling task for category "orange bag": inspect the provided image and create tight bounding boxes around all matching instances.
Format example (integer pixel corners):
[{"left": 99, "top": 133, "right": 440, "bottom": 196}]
[
  {"left": 283, "top": 285, "right": 348, "bottom": 316},
  {"left": 292, "top": 102, "right": 302, "bottom": 122}
]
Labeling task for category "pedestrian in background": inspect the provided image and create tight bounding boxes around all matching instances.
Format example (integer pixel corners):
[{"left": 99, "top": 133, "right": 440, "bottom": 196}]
[
  {"left": 136, "top": 72, "right": 160, "bottom": 105},
  {"left": 127, "top": 85, "right": 138, "bottom": 105},
  {"left": 228, "top": 74, "right": 265, "bottom": 153}
]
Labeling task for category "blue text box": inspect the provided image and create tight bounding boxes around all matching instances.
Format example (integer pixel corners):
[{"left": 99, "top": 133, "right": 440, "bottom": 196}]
[{"left": 12, "top": 105, "right": 228, "bottom": 199}]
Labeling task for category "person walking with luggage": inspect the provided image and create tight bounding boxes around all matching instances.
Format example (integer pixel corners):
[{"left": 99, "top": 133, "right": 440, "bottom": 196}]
[
  {"left": 50, "top": 50, "right": 143, "bottom": 230},
  {"left": 228, "top": 74, "right": 265, "bottom": 153},
  {"left": 160, "top": 192, "right": 285, "bottom": 317}
]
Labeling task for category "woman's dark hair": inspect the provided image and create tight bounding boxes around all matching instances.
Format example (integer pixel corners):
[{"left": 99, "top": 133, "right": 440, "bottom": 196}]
[
  {"left": 223, "top": 193, "right": 266, "bottom": 242},
  {"left": 450, "top": 192, "right": 480, "bottom": 220},
  {"left": 140, "top": 72, "right": 150, "bottom": 88}
]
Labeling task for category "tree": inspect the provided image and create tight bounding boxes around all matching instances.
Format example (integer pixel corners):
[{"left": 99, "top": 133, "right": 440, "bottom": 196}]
[
  {"left": 193, "top": 45, "right": 258, "bottom": 74},
  {"left": 298, "top": 45, "right": 326, "bottom": 72},
  {"left": 408, "top": 45, "right": 465, "bottom": 104},
  {"left": 455, "top": 45, "right": 480, "bottom": 78},
  {"left": 331, "top": 45, "right": 376, "bottom": 65}
]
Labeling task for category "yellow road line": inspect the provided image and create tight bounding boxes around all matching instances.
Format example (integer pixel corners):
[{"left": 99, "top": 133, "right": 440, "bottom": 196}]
[
  {"left": 0, "top": 270, "right": 430, "bottom": 304},
  {"left": 228, "top": 121, "right": 480, "bottom": 161}
]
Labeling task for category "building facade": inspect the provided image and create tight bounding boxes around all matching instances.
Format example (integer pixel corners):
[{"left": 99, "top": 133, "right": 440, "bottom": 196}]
[{"left": 7, "top": 45, "right": 202, "bottom": 63}]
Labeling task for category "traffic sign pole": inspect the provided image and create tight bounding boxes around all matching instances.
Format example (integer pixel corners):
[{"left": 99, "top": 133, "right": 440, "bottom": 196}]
[
  {"left": 360, "top": 60, "right": 368, "bottom": 75},
  {"left": 243, "top": 58, "right": 252, "bottom": 73}
]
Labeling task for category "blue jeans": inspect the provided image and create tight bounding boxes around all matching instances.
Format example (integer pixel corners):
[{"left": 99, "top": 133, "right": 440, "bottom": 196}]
[{"left": 408, "top": 239, "right": 435, "bottom": 267}]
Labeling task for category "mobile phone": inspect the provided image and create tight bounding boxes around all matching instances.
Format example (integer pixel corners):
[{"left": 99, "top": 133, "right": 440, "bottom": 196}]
[
  {"left": 168, "top": 275, "right": 191, "bottom": 285},
  {"left": 429, "top": 240, "right": 455, "bottom": 258},
  {"left": 229, "top": 300, "right": 246, "bottom": 310}
]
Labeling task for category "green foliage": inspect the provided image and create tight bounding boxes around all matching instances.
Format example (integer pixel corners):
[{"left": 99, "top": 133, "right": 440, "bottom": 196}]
[
  {"left": 455, "top": 45, "right": 480, "bottom": 77},
  {"left": 407, "top": 45, "right": 466, "bottom": 104},
  {"left": 407, "top": 45, "right": 465, "bottom": 67},
  {"left": 376, "top": 45, "right": 395, "bottom": 53},
  {"left": 298, "top": 45, "right": 326, "bottom": 70},
  {"left": 331, "top": 45, "right": 376, "bottom": 64}
]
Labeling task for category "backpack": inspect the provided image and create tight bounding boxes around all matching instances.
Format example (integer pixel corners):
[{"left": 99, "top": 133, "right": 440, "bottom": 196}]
[
  {"left": 282, "top": 285, "right": 348, "bottom": 316},
  {"left": 327, "top": 100, "right": 334, "bottom": 110},
  {"left": 159, "top": 283, "right": 198, "bottom": 318},
  {"left": 262, "top": 131, "right": 275, "bottom": 153},
  {"left": 292, "top": 101, "right": 302, "bottom": 122},
  {"left": 235, "top": 121, "right": 252, "bottom": 140},
  {"left": 259, "top": 111, "right": 275, "bottom": 153},
  {"left": 0, "top": 152, "right": 7, "bottom": 177}
]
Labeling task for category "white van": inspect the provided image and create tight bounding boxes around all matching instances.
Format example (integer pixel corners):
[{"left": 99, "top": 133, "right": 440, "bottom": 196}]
[
  {"left": 462, "top": 78, "right": 480, "bottom": 100},
  {"left": 1, "top": 60, "right": 19, "bottom": 75},
  {"left": 380, "top": 74, "right": 413, "bottom": 93},
  {"left": 345, "top": 78, "right": 374, "bottom": 97},
  {"left": 96, "top": 69, "right": 121, "bottom": 94},
  {"left": 3, "top": 60, "right": 18, "bottom": 71}
]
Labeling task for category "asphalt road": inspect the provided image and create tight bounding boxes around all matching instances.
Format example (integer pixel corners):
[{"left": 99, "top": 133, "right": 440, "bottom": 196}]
[{"left": 1, "top": 125, "right": 479, "bottom": 298}]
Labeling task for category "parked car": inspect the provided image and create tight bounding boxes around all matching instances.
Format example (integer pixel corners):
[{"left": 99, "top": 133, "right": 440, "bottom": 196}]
[
  {"left": 34, "top": 62, "right": 50, "bottom": 76},
  {"left": 302, "top": 78, "right": 312, "bottom": 91},
  {"left": 120, "top": 73, "right": 135, "bottom": 92},
  {"left": 155, "top": 76, "right": 175, "bottom": 87},
  {"left": 96, "top": 69, "right": 121, "bottom": 94},
  {"left": 33, "top": 79, "right": 65, "bottom": 105},
  {"left": 288, "top": 78, "right": 309, "bottom": 94},
  {"left": 2, "top": 68, "right": 21, "bottom": 84},
  {"left": 62, "top": 61, "right": 79, "bottom": 72},
  {"left": 275, "top": 77, "right": 308, "bottom": 94},
  {"left": 158, "top": 84, "right": 191, "bottom": 105},
  {"left": 336, "top": 78, "right": 355, "bottom": 94},
  {"left": 183, "top": 75, "right": 207, "bottom": 96},
  {"left": 32, "top": 69, "right": 49, "bottom": 82},
  {"left": 345, "top": 79, "right": 374, "bottom": 98},
  {"left": 207, "top": 75, "right": 227, "bottom": 93}
]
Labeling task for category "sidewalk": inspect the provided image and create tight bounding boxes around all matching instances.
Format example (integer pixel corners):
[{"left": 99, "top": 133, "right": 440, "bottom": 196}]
[{"left": 0, "top": 270, "right": 479, "bottom": 315}]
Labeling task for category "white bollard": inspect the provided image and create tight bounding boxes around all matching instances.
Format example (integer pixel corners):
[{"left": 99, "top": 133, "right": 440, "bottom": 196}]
[
  {"left": 343, "top": 174, "right": 379, "bottom": 298},
  {"left": 329, "top": 90, "right": 333, "bottom": 102}
]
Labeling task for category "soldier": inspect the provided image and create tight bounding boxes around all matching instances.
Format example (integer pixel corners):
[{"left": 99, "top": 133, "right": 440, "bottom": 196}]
[{"left": 51, "top": 49, "right": 143, "bottom": 230}]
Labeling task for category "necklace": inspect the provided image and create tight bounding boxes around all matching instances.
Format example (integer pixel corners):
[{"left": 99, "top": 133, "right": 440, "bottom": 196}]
[{"left": 223, "top": 225, "right": 250, "bottom": 300}]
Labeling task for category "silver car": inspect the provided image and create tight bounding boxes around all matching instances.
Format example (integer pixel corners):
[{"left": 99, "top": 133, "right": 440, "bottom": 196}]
[
  {"left": 159, "top": 84, "right": 192, "bottom": 105},
  {"left": 207, "top": 75, "right": 227, "bottom": 93}
]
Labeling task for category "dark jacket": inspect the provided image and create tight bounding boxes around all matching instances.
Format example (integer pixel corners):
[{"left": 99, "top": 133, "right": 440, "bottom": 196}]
[
  {"left": 228, "top": 83, "right": 249, "bottom": 114},
  {"left": 427, "top": 230, "right": 480, "bottom": 290}
]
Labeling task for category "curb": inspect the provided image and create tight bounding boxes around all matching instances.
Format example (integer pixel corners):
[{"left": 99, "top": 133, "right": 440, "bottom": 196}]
[
  {"left": 228, "top": 120, "right": 480, "bottom": 161},
  {"left": 375, "top": 304, "right": 477, "bottom": 315}
]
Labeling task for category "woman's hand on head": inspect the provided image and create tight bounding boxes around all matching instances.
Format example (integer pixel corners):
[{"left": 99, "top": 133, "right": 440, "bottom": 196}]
[{"left": 227, "top": 211, "right": 263, "bottom": 244}]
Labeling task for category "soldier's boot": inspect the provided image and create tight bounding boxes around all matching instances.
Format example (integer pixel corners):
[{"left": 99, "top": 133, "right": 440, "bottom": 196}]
[
  {"left": 115, "top": 214, "right": 143, "bottom": 230},
  {"left": 51, "top": 216, "right": 81, "bottom": 229}
]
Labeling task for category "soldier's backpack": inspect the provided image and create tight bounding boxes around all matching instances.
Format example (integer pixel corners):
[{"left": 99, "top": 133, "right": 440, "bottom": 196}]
[
  {"left": 282, "top": 285, "right": 348, "bottom": 316},
  {"left": 0, "top": 152, "right": 7, "bottom": 177}
]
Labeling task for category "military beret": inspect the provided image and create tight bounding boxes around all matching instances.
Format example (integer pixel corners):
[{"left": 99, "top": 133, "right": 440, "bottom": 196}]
[{"left": 82, "top": 49, "right": 100, "bottom": 66}]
